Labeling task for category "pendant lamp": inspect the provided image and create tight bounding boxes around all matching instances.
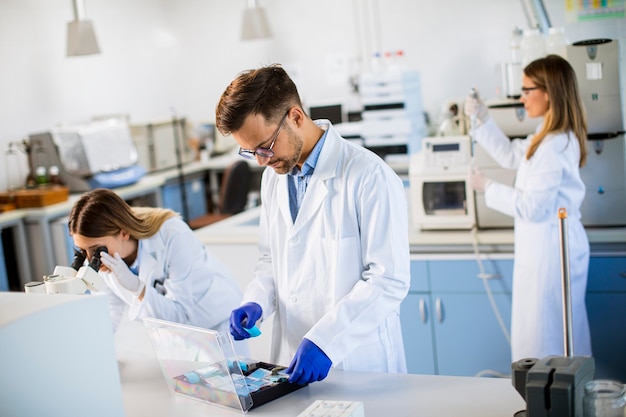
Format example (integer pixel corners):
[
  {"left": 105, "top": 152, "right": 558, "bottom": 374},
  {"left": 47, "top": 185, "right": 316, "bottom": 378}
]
[
  {"left": 67, "top": 0, "right": 100, "bottom": 56},
  {"left": 241, "top": 0, "right": 272, "bottom": 41}
]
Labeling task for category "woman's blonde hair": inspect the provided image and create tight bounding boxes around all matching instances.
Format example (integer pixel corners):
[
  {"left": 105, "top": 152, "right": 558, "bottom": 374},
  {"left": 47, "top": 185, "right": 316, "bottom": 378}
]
[
  {"left": 68, "top": 188, "right": 178, "bottom": 239},
  {"left": 524, "top": 54, "right": 588, "bottom": 167}
]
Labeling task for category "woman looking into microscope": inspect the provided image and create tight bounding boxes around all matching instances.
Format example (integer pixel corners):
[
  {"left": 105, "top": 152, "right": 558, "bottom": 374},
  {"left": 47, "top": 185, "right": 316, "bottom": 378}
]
[{"left": 68, "top": 188, "right": 244, "bottom": 342}]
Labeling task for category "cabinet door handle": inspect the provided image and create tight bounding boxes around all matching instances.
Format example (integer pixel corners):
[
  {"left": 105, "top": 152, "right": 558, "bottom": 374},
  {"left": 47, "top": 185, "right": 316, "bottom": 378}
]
[
  {"left": 435, "top": 297, "right": 443, "bottom": 323},
  {"left": 419, "top": 298, "right": 427, "bottom": 323},
  {"left": 477, "top": 273, "right": 502, "bottom": 280},
  {"left": 620, "top": 272, "right": 626, "bottom": 279}
]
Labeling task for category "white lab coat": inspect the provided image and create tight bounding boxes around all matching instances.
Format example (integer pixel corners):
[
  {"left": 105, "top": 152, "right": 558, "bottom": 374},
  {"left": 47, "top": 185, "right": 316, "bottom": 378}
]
[
  {"left": 474, "top": 118, "right": 591, "bottom": 361},
  {"left": 100, "top": 217, "right": 243, "bottom": 336},
  {"left": 242, "top": 121, "right": 410, "bottom": 373}
]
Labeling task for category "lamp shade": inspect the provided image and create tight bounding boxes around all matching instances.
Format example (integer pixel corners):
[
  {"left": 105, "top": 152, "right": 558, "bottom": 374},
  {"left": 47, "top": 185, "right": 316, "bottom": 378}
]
[
  {"left": 67, "top": 19, "right": 100, "bottom": 56},
  {"left": 241, "top": 6, "right": 272, "bottom": 40}
]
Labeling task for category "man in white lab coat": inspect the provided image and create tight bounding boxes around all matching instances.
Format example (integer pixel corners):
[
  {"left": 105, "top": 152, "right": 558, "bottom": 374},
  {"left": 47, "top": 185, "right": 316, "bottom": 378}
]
[{"left": 216, "top": 64, "right": 410, "bottom": 385}]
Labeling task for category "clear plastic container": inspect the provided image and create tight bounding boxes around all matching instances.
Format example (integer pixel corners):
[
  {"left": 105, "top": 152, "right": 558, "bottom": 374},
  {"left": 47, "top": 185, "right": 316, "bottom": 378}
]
[
  {"left": 521, "top": 28, "right": 546, "bottom": 67},
  {"left": 545, "top": 27, "right": 568, "bottom": 59},
  {"left": 583, "top": 379, "right": 626, "bottom": 417}
]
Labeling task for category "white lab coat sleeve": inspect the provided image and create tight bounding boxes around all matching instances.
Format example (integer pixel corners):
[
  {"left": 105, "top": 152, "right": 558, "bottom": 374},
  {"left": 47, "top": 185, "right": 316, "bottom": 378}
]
[
  {"left": 126, "top": 225, "right": 197, "bottom": 324},
  {"left": 241, "top": 170, "right": 277, "bottom": 321},
  {"left": 305, "top": 164, "right": 410, "bottom": 365},
  {"left": 473, "top": 117, "right": 528, "bottom": 170},
  {"left": 485, "top": 135, "right": 563, "bottom": 222},
  {"left": 127, "top": 218, "right": 241, "bottom": 330},
  {"left": 96, "top": 277, "right": 127, "bottom": 333}
]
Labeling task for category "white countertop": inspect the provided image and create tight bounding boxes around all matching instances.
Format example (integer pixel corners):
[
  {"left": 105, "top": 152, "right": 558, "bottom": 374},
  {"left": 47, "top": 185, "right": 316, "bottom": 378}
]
[
  {"left": 195, "top": 206, "right": 626, "bottom": 253},
  {"left": 115, "top": 317, "right": 526, "bottom": 417},
  {"left": 0, "top": 175, "right": 166, "bottom": 223},
  {"left": 0, "top": 151, "right": 260, "bottom": 224},
  {"left": 0, "top": 209, "right": 25, "bottom": 226}
]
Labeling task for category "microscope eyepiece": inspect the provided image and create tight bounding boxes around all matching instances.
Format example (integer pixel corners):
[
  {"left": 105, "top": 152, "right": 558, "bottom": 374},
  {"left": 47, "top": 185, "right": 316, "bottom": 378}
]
[
  {"left": 70, "top": 248, "right": 87, "bottom": 270},
  {"left": 89, "top": 246, "right": 108, "bottom": 271}
]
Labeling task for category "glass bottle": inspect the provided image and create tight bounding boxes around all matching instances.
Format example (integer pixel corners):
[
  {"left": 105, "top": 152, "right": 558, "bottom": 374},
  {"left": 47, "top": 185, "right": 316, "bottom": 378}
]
[
  {"left": 4, "top": 145, "right": 24, "bottom": 190},
  {"left": 49, "top": 165, "right": 63, "bottom": 185},
  {"left": 583, "top": 380, "right": 626, "bottom": 417},
  {"left": 35, "top": 166, "right": 48, "bottom": 185}
]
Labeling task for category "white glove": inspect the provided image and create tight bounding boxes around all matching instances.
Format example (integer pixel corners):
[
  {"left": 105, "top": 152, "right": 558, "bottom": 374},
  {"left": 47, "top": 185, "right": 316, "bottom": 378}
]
[
  {"left": 470, "top": 168, "right": 493, "bottom": 192},
  {"left": 464, "top": 90, "right": 490, "bottom": 126},
  {"left": 100, "top": 252, "right": 143, "bottom": 296}
]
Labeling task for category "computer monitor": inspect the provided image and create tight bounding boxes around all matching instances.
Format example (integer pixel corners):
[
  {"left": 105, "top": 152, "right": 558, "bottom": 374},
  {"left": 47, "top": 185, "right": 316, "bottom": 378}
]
[{"left": 309, "top": 104, "right": 343, "bottom": 125}]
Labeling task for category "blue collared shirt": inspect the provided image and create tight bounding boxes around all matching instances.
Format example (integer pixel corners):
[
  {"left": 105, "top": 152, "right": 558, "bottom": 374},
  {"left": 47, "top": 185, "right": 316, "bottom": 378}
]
[
  {"left": 287, "top": 130, "right": 327, "bottom": 222},
  {"left": 128, "top": 240, "right": 141, "bottom": 275}
]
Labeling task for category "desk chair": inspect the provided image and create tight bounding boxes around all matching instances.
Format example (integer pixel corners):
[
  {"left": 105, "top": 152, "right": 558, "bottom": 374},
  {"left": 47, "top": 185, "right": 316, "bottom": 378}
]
[{"left": 188, "top": 160, "right": 251, "bottom": 229}]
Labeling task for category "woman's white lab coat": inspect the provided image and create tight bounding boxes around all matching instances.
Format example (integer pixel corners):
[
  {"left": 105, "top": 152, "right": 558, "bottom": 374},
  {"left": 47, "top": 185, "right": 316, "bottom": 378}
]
[
  {"left": 100, "top": 217, "right": 243, "bottom": 335},
  {"left": 242, "top": 121, "right": 411, "bottom": 373},
  {"left": 474, "top": 118, "right": 591, "bottom": 361}
]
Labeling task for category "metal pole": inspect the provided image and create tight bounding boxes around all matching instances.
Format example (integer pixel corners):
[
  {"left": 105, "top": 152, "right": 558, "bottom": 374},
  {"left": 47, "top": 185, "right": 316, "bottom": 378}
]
[
  {"left": 172, "top": 116, "right": 189, "bottom": 223},
  {"left": 558, "top": 207, "right": 574, "bottom": 357}
]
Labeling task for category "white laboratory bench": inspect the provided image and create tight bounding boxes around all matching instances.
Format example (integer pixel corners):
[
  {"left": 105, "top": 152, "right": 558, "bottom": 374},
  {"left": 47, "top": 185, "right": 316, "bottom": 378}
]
[
  {"left": 0, "top": 210, "right": 31, "bottom": 289},
  {"left": 195, "top": 205, "right": 626, "bottom": 252},
  {"left": 194, "top": 206, "right": 626, "bottom": 381},
  {"left": 0, "top": 151, "right": 263, "bottom": 287},
  {"left": 115, "top": 316, "right": 526, "bottom": 417}
]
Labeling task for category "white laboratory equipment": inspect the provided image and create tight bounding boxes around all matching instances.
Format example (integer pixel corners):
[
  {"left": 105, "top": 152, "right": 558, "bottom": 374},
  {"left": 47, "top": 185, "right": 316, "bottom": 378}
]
[
  {"left": 29, "top": 118, "right": 146, "bottom": 193},
  {"left": 359, "top": 68, "right": 427, "bottom": 156},
  {"left": 568, "top": 38, "right": 626, "bottom": 227},
  {"left": 24, "top": 246, "right": 107, "bottom": 295},
  {"left": 503, "top": 27, "right": 524, "bottom": 99},
  {"left": 130, "top": 118, "right": 196, "bottom": 173},
  {"left": 409, "top": 136, "right": 475, "bottom": 230}
]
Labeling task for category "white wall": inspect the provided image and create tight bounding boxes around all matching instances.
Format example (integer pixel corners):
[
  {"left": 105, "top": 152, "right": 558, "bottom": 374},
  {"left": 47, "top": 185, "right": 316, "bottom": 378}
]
[{"left": 0, "top": 0, "right": 624, "bottom": 190}]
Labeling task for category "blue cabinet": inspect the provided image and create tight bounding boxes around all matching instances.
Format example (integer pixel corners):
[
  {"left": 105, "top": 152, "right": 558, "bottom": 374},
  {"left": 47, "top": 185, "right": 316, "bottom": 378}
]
[
  {"left": 51, "top": 217, "right": 75, "bottom": 267},
  {"left": 586, "top": 256, "right": 626, "bottom": 381},
  {"left": 161, "top": 174, "right": 208, "bottom": 222},
  {"left": 402, "top": 254, "right": 626, "bottom": 381},
  {"left": 429, "top": 258, "right": 513, "bottom": 377},
  {"left": 401, "top": 256, "right": 514, "bottom": 377},
  {"left": 401, "top": 260, "right": 435, "bottom": 374},
  {"left": 0, "top": 231, "right": 8, "bottom": 291},
  {"left": 431, "top": 292, "right": 512, "bottom": 376}
]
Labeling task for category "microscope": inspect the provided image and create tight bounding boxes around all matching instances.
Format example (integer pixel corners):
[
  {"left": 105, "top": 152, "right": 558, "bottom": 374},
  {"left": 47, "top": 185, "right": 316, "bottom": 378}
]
[{"left": 25, "top": 247, "right": 108, "bottom": 295}]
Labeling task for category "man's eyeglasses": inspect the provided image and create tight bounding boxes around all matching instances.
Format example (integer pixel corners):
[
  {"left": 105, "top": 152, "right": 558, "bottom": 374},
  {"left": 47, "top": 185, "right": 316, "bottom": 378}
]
[
  {"left": 521, "top": 86, "right": 541, "bottom": 97},
  {"left": 238, "top": 111, "right": 289, "bottom": 160}
]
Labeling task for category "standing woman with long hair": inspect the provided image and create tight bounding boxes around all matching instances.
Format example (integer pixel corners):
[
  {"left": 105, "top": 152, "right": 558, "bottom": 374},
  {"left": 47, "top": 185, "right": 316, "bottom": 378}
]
[
  {"left": 464, "top": 54, "right": 591, "bottom": 361},
  {"left": 68, "top": 188, "right": 245, "bottom": 343}
]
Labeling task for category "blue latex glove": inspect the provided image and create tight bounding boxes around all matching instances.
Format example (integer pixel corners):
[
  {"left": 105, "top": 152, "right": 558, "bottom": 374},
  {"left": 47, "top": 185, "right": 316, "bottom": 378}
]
[
  {"left": 229, "top": 302, "right": 262, "bottom": 340},
  {"left": 286, "top": 338, "right": 332, "bottom": 385}
]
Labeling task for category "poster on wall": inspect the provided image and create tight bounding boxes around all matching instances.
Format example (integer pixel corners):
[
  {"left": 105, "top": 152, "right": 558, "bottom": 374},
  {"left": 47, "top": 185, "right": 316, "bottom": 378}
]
[{"left": 565, "top": 0, "right": 625, "bottom": 21}]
